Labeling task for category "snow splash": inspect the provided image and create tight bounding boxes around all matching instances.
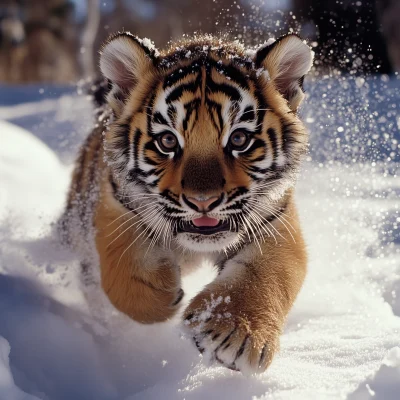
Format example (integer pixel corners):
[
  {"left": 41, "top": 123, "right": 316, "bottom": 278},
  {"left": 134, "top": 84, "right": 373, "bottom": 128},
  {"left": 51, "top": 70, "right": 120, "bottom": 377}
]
[{"left": 0, "top": 73, "right": 399, "bottom": 399}]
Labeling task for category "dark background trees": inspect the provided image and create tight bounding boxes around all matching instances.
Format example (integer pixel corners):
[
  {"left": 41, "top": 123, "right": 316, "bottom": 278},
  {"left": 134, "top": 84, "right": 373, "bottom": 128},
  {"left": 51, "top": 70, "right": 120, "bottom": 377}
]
[
  {"left": 0, "top": 0, "right": 78, "bottom": 82},
  {"left": 0, "top": 0, "right": 399, "bottom": 83}
]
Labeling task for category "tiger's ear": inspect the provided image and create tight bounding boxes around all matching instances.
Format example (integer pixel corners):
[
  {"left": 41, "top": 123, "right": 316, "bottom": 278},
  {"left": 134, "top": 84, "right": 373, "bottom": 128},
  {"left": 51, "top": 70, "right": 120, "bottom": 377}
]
[
  {"left": 254, "top": 34, "right": 313, "bottom": 111},
  {"left": 99, "top": 32, "right": 159, "bottom": 114}
]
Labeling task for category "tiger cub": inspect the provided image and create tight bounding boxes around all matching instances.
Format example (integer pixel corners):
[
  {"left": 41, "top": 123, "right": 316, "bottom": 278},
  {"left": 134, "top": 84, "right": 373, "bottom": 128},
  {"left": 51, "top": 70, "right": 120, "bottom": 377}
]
[{"left": 62, "top": 32, "right": 313, "bottom": 374}]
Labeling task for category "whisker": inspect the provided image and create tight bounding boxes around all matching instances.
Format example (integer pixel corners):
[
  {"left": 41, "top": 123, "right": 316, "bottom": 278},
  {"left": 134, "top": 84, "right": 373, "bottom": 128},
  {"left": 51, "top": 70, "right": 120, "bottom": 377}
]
[
  {"left": 116, "top": 205, "right": 165, "bottom": 265},
  {"left": 246, "top": 208, "right": 274, "bottom": 241},
  {"left": 247, "top": 209, "right": 274, "bottom": 241},
  {"left": 122, "top": 194, "right": 161, "bottom": 206},
  {"left": 239, "top": 214, "right": 252, "bottom": 243},
  {"left": 247, "top": 199, "right": 295, "bottom": 223},
  {"left": 249, "top": 201, "right": 296, "bottom": 235},
  {"left": 105, "top": 203, "right": 159, "bottom": 238},
  {"left": 145, "top": 218, "right": 164, "bottom": 255},
  {"left": 106, "top": 208, "right": 135, "bottom": 227},
  {"left": 249, "top": 203, "right": 292, "bottom": 243},
  {"left": 106, "top": 196, "right": 160, "bottom": 226},
  {"left": 242, "top": 214, "right": 263, "bottom": 254},
  {"left": 106, "top": 206, "right": 160, "bottom": 248}
]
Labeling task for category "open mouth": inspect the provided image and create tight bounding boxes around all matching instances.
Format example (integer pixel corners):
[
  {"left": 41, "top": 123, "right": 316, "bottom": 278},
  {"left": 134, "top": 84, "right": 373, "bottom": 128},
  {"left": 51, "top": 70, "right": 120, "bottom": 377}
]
[{"left": 177, "top": 216, "right": 231, "bottom": 235}]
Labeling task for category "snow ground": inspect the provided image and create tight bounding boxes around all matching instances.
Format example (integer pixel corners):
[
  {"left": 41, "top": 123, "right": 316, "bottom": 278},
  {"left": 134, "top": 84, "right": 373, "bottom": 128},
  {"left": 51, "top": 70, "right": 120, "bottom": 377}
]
[{"left": 0, "top": 76, "right": 399, "bottom": 400}]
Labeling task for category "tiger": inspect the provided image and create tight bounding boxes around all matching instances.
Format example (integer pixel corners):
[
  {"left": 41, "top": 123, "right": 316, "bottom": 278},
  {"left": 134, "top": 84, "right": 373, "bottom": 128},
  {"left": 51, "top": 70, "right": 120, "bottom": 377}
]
[{"left": 60, "top": 32, "right": 313, "bottom": 374}]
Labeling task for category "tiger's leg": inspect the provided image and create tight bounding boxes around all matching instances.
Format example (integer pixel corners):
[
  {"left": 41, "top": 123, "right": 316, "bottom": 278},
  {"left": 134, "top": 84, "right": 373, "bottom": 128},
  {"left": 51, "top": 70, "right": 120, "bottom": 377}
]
[
  {"left": 183, "top": 202, "right": 307, "bottom": 373},
  {"left": 94, "top": 192, "right": 184, "bottom": 324}
]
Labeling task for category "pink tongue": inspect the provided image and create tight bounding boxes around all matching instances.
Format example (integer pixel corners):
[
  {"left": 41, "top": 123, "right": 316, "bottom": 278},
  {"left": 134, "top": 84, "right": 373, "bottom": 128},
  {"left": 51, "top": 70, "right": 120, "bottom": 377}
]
[{"left": 192, "top": 216, "right": 219, "bottom": 227}]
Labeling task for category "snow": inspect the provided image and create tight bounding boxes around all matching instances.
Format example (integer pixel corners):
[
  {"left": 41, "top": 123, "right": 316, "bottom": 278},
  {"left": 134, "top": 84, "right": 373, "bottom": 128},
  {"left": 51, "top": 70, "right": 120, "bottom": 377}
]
[
  {"left": 0, "top": 337, "right": 42, "bottom": 400},
  {"left": 0, "top": 121, "right": 69, "bottom": 234},
  {"left": 0, "top": 75, "right": 400, "bottom": 399},
  {"left": 349, "top": 347, "right": 400, "bottom": 399}
]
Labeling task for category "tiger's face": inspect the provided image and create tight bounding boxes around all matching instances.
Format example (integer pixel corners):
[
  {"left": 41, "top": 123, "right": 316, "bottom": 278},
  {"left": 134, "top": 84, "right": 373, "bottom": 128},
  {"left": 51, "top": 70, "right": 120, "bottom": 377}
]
[{"left": 100, "top": 33, "right": 313, "bottom": 252}]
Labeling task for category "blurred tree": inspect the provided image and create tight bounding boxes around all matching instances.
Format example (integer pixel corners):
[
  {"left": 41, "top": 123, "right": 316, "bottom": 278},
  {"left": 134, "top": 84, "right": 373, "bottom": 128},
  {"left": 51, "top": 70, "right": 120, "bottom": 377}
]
[
  {"left": 0, "top": 0, "right": 25, "bottom": 82},
  {"left": 81, "top": 0, "right": 100, "bottom": 78},
  {"left": 2, "top": 0, "right": 397, "bottom": 82},
  {"left": 0, "top": 0, "right": 78, "bottom": 83}
]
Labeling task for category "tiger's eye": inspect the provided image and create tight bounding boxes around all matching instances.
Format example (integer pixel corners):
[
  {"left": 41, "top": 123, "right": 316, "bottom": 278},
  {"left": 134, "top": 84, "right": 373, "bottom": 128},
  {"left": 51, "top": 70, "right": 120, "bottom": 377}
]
[
  {"left": 160, "top": 133, "right": 177, "bottom": 150},
  {"left": 230, "top": 131, "right": 248, "bottom": 149}
]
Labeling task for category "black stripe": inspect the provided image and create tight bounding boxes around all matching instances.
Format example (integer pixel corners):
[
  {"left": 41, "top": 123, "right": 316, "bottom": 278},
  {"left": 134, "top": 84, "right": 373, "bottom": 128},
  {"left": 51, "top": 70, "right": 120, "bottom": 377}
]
[
  {"left": 163, "top": 64, "right": 201, "bottom": 88},
  {"left": 267, "top": 128, "right": 278, "bottom": 164},
  {"left": 254, "top": 88, "right": 268, "bottom": 128},
  {"left": 248, "top": 165, "right": 269, "bottom": 174},
  {"left": 144, "top": 141, "right": 169, "bottom": 159},
  {"left": 147, "top": 92, "right": 157, "bottom": 134},
  {"left": 133, "top": 128, "right": 142, "bottom": 169},
  {"left": 239, "top": 106, "right": 255, "bottom": 123},
  {"left": 281, "top": 121, "right": 299, "bottom": 156},
  {"left": 234, "top": 334, "right": 249, "bottom": 361},
  {"left": 153, "top": 112, "right": 168, "bottom": 126},
  {"left": 206, "top": 100, "right": 223, "bottom": 135},
  {"left": 226, "top": 187, "right": 248, "bottom": 203},
  {"left": 298, "top": 75, "right": 305, "bottom": 93},
  {"left": 254, "top": 43, "right": 275, "bottom": 67},
  {"left": 214, "top": 328, "right": 236, "bottom": 355},
  {"left": 252, "top": 153, "right": 268, "bottom": 163},
  {"left": 223, "top": 203, "right": 244, "bottom": 211},
  {"left": 183, "top": 99, "right": 200, "bottom": 131},
  {"left": 127, "top": 168, "right": 150, "bottom": 183},
  {"left": 248, "top": 172, "right": 262, "bottom": 182},
  {"left": 207, "top": 59, "right": 250, "bottom": 89},
  {"left": 143, "top": 156, "right": 158, "bottom": 166},
  {"left": 153, "top": 168, "right": 164, "bottom": 177},
  {"left": 160, "top": 190, "right": 182, "bottom": 207},
  {"left": 207, "top": 108, "right": 220, "bottom": 134},
  {"left": 166, "top": 80, "right": 199, "bottom": 103},
  {"left": 162, "top": 205, "right": 185, "bottom": 215},
  {"left": 167, "top": 105, "right": 177, "bottom": 128},
  {"left": 205, "top": 79, "right": 241, "bottom": 102},
  {"left": 241, "top": 138, "right": 266, "bottom": 157},
  {"left": 254, "top": 33, "right": 302, "bottom": 68}
]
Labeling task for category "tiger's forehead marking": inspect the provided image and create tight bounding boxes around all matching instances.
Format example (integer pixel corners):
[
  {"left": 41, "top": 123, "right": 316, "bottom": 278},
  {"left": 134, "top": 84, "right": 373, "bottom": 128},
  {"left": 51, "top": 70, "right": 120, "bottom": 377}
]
[{"left": 151, "top": 57, "right": 259, "bottom": 148}]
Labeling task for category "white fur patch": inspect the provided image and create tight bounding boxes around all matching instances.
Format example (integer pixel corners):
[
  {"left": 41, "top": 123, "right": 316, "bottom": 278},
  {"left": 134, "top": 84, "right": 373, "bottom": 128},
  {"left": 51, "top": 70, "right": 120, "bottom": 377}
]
[
  {"left": 274, "top": 36, "right": 313, "bottom": 82},
  {"left": 100, "top": 38, "right": 138, "bottom": 87},
  {"left": 221, "top": 85, "right": 259, "bottom": 150},
  {"left": 255, "top": 35, "right": 313, "bottom": 110},
  {"left": 153, "top": 91, "right": 185, "bottom": 149}
]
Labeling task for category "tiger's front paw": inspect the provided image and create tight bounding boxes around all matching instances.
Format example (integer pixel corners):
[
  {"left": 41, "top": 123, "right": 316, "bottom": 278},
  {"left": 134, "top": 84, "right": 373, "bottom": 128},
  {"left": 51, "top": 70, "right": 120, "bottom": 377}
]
[{"left": 183, "top": 293, "right": 280, "bottom": 374}]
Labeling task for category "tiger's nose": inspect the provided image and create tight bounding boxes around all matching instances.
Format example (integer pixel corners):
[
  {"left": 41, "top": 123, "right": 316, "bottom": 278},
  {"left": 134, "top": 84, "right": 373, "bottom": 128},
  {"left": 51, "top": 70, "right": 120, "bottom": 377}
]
[{"left": 182, "top": 194, "right": 223, "bottom": 212}]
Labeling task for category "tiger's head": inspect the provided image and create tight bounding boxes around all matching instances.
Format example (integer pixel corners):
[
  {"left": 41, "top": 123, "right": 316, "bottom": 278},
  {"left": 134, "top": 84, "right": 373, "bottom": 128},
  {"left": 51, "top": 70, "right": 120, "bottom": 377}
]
[{"left": 99, "top": 33, "right": 313, "bottom": 252}]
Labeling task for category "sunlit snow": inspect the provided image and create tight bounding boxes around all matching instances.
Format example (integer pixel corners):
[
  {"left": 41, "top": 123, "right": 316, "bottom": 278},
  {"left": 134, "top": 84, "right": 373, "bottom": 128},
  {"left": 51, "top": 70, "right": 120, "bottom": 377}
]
[{"left": 0, "top": 74, "right": 399, "bottom": 399}]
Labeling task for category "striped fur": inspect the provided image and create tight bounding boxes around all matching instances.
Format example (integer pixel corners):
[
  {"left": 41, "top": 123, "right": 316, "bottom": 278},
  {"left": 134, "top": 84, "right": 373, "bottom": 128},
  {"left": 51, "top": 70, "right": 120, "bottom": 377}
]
[{"left": 60, "top": 33, "right": 312, "bottom": 374}]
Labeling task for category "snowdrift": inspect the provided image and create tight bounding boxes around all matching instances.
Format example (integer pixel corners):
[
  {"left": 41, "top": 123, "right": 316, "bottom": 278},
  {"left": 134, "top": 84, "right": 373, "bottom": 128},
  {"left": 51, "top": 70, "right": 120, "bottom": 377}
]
[{"left": 0, "top": 77, "right": 399, "bottom": 399}]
